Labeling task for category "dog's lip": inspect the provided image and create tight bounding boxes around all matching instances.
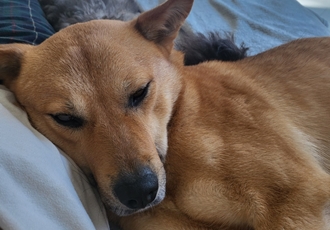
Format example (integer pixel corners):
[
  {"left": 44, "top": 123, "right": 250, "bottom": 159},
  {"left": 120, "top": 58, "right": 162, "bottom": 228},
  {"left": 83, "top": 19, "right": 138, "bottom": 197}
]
[
  {"left": 86, "top": 173, "right": 98, "bottom": 187},
  {"left": 156, "top": 146, "right": 166, "bottom": 163},
  {"left": 105, "top": 187, "right": 166, "bottom": 216}
]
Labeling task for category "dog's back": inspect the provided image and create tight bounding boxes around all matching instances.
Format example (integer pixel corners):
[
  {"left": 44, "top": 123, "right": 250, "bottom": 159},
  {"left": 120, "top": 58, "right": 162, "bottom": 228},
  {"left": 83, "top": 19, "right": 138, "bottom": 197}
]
[
  {"left": 145, "top": 37, "right": 330, "bottom": 229},
  {"left": 239, "top": 38, "right": 330, "bottom": 172}
]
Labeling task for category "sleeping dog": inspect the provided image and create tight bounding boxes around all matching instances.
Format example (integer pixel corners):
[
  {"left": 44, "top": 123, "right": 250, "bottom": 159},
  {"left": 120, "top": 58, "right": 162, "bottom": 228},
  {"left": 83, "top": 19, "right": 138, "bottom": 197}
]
[
  {"left": 38, "top": 0, "right": 248, "bottom": 65},
  {"left": 1, "top": 0, "right": 330, "bottom": 229}
]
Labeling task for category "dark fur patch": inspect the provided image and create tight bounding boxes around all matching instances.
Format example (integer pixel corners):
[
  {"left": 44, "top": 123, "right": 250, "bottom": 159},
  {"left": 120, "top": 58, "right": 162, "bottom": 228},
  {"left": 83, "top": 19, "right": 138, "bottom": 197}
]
[
  {"left": 38, "top": 0, "right": 142, "bottom": 31},
  {"left": 175, "top": 31, "right": 248, "bottom": 65}
]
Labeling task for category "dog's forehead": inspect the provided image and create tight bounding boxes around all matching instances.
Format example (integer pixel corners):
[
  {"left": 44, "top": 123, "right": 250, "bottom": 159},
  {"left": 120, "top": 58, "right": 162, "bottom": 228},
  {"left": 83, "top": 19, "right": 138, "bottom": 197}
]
[
  {"left": 38, "top": 20, "right": 162, "bottom": 76},
  {"left": 23, "top": 20, "right": 167, "bottom": 109},
  {"left": 35, "top": 20, "right": 151, "bottom": 81},
  {"left": 47, "top": 20, "right": 147, "bottom": 55}
]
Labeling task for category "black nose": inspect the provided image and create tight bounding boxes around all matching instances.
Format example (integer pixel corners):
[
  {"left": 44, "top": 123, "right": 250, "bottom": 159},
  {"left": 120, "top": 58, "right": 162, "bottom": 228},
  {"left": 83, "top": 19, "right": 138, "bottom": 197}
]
[{"left": 113, "top": 167, "right": 159, "bottom": 209}]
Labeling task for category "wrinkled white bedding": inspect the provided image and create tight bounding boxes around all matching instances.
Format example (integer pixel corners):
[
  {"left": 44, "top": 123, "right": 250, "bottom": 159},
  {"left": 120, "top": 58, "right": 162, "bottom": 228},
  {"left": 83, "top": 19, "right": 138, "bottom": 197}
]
[
  {"left": 0, "top": 86, "right": 109, "bottom": 230},
  {"left": 0, "top": 0, "right": 329, "bottom": 230}
]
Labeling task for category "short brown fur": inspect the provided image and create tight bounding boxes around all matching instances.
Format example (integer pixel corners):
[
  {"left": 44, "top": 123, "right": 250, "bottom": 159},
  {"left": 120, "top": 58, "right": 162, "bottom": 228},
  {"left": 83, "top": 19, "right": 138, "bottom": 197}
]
[{"left": 1, "top": 0, "right": 330, "bottom": 229}]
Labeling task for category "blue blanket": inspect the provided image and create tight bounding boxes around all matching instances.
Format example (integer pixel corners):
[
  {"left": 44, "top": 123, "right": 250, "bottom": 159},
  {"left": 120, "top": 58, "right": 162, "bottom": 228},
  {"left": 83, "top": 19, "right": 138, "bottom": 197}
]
[{"left": 137, "top": 0, "right": 330, "bottom": 55}]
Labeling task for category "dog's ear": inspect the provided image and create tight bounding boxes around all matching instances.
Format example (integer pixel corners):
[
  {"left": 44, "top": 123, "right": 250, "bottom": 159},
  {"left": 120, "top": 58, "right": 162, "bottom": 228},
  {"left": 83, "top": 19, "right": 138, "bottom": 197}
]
[
  {"left": 0, "top": 44, "right": 32, "bottom": 87},
  {"left": 135, "top": 0, "right": 193, "bottom": 53}
]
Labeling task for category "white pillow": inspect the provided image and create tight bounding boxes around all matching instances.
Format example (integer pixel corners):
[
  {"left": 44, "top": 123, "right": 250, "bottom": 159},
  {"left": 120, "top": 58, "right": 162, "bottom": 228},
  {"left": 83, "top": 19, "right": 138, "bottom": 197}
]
[{"left": 0, "top": 86, "right": 109, "bottom": 230}]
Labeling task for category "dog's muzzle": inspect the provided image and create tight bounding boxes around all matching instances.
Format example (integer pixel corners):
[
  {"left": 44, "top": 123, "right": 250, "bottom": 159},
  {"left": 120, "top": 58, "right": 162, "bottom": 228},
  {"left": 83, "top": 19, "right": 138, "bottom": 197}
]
[{"left": 113, "top": 166, "right": 159, "bottom": 210}]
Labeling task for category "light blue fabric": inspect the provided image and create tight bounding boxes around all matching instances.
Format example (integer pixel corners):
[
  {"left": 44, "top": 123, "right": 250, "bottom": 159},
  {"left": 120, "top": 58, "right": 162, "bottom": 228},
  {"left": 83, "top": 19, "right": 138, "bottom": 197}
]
[{"left": 136, "top": 0, "right": 330, "bottom": 55}]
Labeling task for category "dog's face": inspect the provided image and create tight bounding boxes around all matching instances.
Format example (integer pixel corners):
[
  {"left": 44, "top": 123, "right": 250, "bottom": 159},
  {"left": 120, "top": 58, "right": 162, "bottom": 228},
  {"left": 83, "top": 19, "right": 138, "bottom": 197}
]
[{"left": 0, "top": 0, "right": 193, "bottom": 216}]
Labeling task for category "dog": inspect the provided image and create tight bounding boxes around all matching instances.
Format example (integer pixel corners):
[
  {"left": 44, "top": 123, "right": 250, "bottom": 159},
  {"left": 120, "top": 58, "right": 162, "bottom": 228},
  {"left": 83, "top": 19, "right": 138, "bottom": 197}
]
[
  {"left": 38, "top": 0, "right": 248, "bottom": 65},
  {"left": 1, "top": 0, "right": 330, "bottom": 229}
]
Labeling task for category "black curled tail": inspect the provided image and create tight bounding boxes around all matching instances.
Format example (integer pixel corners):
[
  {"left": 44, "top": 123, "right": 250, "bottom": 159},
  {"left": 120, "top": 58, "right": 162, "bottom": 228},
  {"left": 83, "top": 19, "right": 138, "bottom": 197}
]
[{"left": 175, "top": 31, "right": 248, "bottom": 66}]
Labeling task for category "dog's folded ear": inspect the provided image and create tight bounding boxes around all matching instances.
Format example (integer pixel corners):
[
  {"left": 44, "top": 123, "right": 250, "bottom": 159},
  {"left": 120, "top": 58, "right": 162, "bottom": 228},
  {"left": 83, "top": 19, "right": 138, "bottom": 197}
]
[
  {"left": 134, "top": 0, "right": 193, "bottom": 54},
  {"left": 0, "top": 44, "right": 32, "bottom": 87}
]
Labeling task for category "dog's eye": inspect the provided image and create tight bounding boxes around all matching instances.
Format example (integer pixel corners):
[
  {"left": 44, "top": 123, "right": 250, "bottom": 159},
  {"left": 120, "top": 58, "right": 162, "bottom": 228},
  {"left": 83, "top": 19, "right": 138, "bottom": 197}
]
[
  {"left": 129, "top": 82, "right": 151, "bottom": 107},
  {"left": 50, "top": 113, "right": 84, "bottom": 128}
]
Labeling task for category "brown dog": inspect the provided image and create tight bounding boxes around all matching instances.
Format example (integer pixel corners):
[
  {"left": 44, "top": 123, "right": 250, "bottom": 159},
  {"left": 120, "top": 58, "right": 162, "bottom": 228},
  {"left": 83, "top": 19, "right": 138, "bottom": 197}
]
[{"left": 1, "top": 0, "right": 330, "bottom": 229}]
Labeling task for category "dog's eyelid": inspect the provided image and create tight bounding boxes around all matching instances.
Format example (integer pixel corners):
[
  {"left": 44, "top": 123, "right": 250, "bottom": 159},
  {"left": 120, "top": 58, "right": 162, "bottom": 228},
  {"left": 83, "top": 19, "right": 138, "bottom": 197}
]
[
  {"left": 128, "top": 81, "right": 152, "bottom": 108},
  {"left": 49, "top": 113, "right": 85, "bottom": 129}
]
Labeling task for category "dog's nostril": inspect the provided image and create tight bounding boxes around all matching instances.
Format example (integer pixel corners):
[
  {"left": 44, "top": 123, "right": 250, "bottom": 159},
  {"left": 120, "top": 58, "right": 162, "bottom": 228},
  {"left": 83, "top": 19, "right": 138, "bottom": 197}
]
[
  {"left": 127, "top": 200, "right": 138, "bottom": 209},
  {"left": 126, "top": 190, "right": 157, "bottom": 209},
  {"left": 147, "top": 190, "right": 157, "bottom": 202},
  {"left": 114, "top": 167, "right": 159, "bottom": 210}
]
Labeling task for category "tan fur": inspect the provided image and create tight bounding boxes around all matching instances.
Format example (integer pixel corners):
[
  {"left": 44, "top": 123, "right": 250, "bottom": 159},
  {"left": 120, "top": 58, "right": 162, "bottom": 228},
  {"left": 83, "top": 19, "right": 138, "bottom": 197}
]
[{"left": 1, "top": 0, "right": 330, "bottom": 229}]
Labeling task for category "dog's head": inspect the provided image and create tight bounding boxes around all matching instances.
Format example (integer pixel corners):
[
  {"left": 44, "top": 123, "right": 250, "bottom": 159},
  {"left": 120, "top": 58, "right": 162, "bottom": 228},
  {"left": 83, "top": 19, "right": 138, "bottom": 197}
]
[{"left": 0, "top": 0, "right": 193, "bottom": 216}]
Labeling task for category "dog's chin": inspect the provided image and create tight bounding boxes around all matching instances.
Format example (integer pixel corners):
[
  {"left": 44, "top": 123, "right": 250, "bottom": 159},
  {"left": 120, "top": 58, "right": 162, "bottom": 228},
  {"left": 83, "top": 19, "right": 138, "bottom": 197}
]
[{"left": 104, "top": 184, "right": 166, "bottom": 217}]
